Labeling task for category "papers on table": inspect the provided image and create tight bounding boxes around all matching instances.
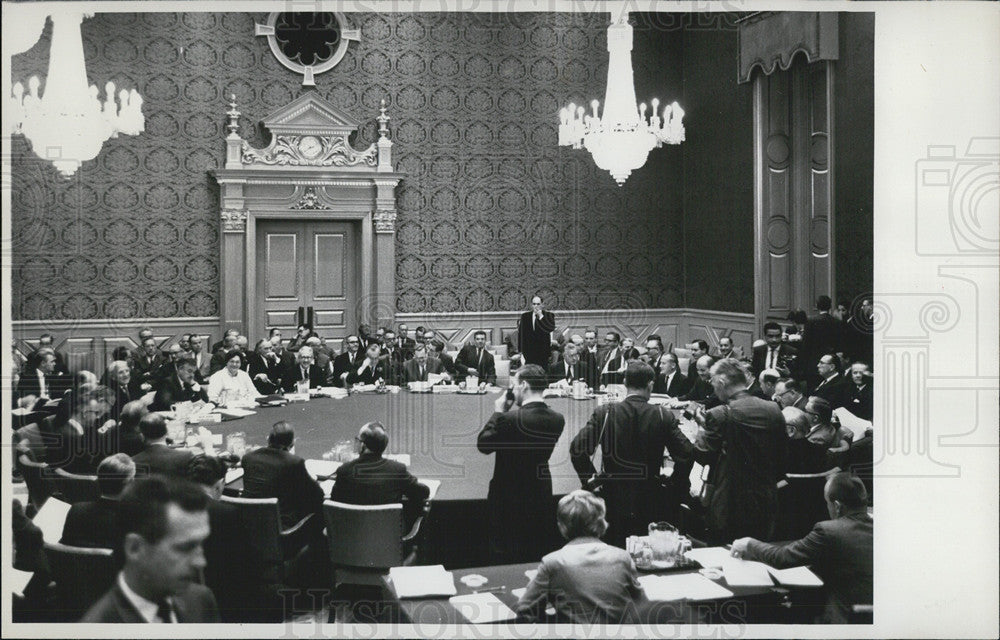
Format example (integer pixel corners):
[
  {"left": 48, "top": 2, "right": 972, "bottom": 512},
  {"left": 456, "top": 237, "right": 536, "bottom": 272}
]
[
  {"left": 419, "top": 479, "right": 441, "bottom": 501},
  {"left": 511, "top": 587, "right": 527, "bottom": 599},
  {"left": 647, "top": 395, "right": 673, "bottom": 406},
  {"left": 428, "top": 373, "right": 448, "bottom": 384},
  {"left": 721, "top": 558, "right": 774, "bottom": 587},
  {"left": 408, "top": 381, "right": 434, "bottom": 392},
  {"left": 432, "top": 385, "right": 458, "bottom": 393},
  {"left": 389, "top": 565, "right": 457, "bottom": 598},
  {"left": 683, "top": 546, "right": 733, "bottom": 568},
  {"left": 449, "top": 592, "right": 517, "bottom": 623},
  {"left": 284, "top": 392, "right": 310, "bottom": 402},
  {"left": 305, "top": 459, "right": 341, "bottom": 479},
  {"left": 12, "top": 569, "right": 34, "bottom": 598},
  {"left": 224, "top": 467, "right": 244, "bottom": 484},
  {"left": 834, "top": 407, "right": 873, "bottom": 440},
  {"left": 33, "top": 497, "right": 72, "bottom": 543},
  {"left": 767, "top": 566, "right": 824, "bottom": 587},
  {"left": 214, "top": 406, "right": 257, "bottom": 418},
  {"left": 638, "top": 573, "right": 734, "bottom": 601}
]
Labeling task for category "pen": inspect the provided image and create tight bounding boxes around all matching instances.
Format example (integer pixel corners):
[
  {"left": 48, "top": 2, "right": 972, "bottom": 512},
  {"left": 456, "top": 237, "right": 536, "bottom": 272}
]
[{"left": 473, "top": 586, "right": 507, "bottom": 594}]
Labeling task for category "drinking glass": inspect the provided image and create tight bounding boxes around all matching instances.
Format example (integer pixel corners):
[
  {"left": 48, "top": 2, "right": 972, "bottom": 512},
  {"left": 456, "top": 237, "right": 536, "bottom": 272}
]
[
  {"left": 648, "top": 521, "right": 680, "bottom": 566},
  {"left": 226, "top": 431, "right": 246, "bottom": 457}
]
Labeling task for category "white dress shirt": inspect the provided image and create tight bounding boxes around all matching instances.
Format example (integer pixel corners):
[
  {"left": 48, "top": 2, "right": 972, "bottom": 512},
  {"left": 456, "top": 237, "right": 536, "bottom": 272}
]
[{"left": 117, "top": 573, "right": 175, "bottom": 623}]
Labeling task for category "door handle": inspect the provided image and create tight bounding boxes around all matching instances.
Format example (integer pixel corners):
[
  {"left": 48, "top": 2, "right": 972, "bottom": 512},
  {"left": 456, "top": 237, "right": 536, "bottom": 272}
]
[{"left": 307, "top": 306, "right": 314, "bottom": 328}]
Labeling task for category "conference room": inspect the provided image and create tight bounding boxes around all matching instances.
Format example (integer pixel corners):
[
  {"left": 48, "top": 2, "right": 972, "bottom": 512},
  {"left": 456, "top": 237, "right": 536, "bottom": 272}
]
[{"left": 4, "top": 1, "right": 909, "bottom": 634}]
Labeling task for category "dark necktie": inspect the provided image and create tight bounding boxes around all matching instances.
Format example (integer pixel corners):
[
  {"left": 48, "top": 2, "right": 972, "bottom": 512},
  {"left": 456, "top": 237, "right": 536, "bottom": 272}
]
[
  {"left": 301, "top": 367, "right": 308, "bottom": 381},
  {"left": 419, "top": 365, "right": 425, "bottom": 380},
  {"left": 155, "top": 599, "right": 174, "bottom": 623},
  {"left": 567, "top": 365, "right": 574, "bottom": 381}
]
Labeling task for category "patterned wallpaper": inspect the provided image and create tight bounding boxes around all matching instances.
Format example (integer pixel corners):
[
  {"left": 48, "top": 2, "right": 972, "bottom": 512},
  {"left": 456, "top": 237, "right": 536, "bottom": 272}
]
[{"left": 11, "top": 12, "right": 704, "bottom": 321}]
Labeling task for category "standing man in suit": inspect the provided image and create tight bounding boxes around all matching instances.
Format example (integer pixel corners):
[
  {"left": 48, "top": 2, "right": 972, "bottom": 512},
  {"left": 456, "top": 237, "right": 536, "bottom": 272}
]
[
  {"left": 730, "top": 473, "right": 873, "bottom": 623},
  {"left": 456, "top": 330, "right": 497, "bottom": 385},
  {"left": 131, "top": 414, "right": 195, "bottom": 479},
  {"left": 82, "top": 476, "right": 220, "bottom": 623},
  {"left": 686, "top": 340, "right": 709, "bottom": 383},
  {"left": 517, "top": 295, "right": 556, "bottom": 367},
  {"left": 241, "top": 421, "right": 324, "bottom": 530},
  {"left": 752, "top": 322, "right": 799, "bottom": 377},
  {"left": 547, "top": 342, "right": 590, "bottom": 386},
  {"left": 844, "top": 298, "right": 874, "bottom": 368},
  {"left": 150, "top": 359, "right": 208, "bottom": 411},
  {"left": 402, "top": 344, "right": 450, "bottom": 383},
  {"left": 332, "top": 335, "right": 364, "bottom": 387},
  {"left": 61, "top": 453, "right": 135, "bottom": 549},
  {"left": 801, "top": 295, "right": 842, "bottom": 384},
  {"left": 477, "top": 365, "right": 565, "bottom": 563},
  {"left": 132, "top": 336, "right": 166, "bottom": 392},
  {"left": 280, "top": 346, "right": 327, "bottom": 391},
  {"left": 186, "top": 335, "right": 210, "bottom": 384},
  {"left": 396, "top": 323, "right": 416, "bottom": 360},
  {"left": 570, "top": 361, "right": 695, "bottom": 545},
  {"left": 597, "top": 332, "right": 627, "bottom": 386}
]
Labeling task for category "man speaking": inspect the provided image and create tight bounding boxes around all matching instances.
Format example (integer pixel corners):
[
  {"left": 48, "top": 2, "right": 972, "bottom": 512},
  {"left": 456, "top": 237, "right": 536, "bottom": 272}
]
[{"left": 517, "top": 295, "right": 556, "bottom": 367}]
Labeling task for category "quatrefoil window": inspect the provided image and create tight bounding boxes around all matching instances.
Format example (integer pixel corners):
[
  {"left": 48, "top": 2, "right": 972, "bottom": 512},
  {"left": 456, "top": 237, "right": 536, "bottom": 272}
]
[{"left": 255, "top": 12, "right": 361, "bottom": 86}]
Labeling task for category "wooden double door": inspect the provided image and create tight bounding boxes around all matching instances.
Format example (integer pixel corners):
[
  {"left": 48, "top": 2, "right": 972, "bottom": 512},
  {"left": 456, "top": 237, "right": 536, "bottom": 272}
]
[{"left": 255, "top": 220, "right": 357, "bottom": 341}]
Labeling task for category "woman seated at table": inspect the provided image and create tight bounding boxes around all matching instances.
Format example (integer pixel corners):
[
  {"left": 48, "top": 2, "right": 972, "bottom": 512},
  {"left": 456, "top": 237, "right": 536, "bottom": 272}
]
[
  {"left": 516, "top": 490, "right": 646, "bottom": 623},
  {"left": 207, "top": 350, "right": 258, "bottom": 407}
]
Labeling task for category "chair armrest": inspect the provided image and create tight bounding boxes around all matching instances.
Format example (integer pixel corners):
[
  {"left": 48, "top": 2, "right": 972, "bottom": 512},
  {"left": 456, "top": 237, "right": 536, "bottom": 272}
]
[
  {"left": 279, "top": 512, "right": 316, "bottom": 558},
  {"left": 280, "top": 512, "right": 315, "bottom": 537},
  {"left": 776, "top": 479, "right": 789, "bottom": 489},
  {"left": 401, "top": 500, "right": 432, "bottom": 541}
]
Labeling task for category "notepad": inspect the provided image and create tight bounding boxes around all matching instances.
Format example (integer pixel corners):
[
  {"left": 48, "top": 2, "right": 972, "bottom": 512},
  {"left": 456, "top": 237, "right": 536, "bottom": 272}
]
[
  {"left": 224, "top": 467, "right": 244, "bottom": 484},
  {"left": 767, "top": 565, "right": 824, "bottom": 587},
  {"left": 683, "top": 546, "right": 733, "bottom": 568},
  {"left": 638, "top": 573, "right": 734, "bottom": 601},
  {"left": 389, "top": 565, "right": 457, "bottom": 598},
  {"left": 33, "top": 497, "right": 72, "bottom": 543},
  {"left": 449, "top": 592, "right": 517, "bottom": 623},
  {"left": 721, "top": 558, "right": 774, "bottom": 586}
]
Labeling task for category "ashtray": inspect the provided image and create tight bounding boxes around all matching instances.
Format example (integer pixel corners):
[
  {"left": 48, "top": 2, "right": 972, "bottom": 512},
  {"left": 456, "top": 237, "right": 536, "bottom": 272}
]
[{"left": 460, "top": 574, "right": 488, "bottom": 588}]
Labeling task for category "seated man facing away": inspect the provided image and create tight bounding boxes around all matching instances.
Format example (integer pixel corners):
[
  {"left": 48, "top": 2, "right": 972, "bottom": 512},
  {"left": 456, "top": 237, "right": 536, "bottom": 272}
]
[
  {"left": 782, "top": 407, "right": 830, "bottom": 475},
  {"left": 61, "top": 453, "right": 135, "bottom": 549},
  {"left": 730, "top": 472, "right": 873, "bottom": 624},
  {"left": 82, "top": 476, "right": 220, "bottom": 623},
  {"left": 516, "top": 490, "right": 645, "bottom": 624},
  {"left": 131, "top": 414, "right": 195, "bottom": 479},
  {"left": 240, "top": 421, "right": 324, "bottom": 530},
  {"left": 330, "top": 421, "right": 429, "bottom": 528}
]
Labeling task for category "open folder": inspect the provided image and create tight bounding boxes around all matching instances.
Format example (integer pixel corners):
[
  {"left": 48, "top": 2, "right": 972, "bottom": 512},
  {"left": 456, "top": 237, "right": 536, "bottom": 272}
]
[{"left": 389, "top": 565, "right": 457, "bottom": 598}]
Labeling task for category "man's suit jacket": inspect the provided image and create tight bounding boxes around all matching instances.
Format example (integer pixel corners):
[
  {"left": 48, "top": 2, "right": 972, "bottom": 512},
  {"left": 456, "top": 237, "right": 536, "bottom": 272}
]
[
  {"left": 280, "top": 362, "right": 327, "bottom": 392},
  {"left": 784, "top": 437, "right": 830, "bottom": 475},
  {"left": 331, "top": 351, "right": 363, "bottom": 387},
  {"left": 455, "top": 344, "right": 497, "bottom": 385},
  {"left": 150, "top": 375, "right": 209, "bottom": 411},
  {"left": 842, "top": 383, "right": 873, "bottom": 421},
  {"left": 395, "top": 336, "right": 416, "bottom": 360},
  {"left": 15, "top": 370, "right": 58, "bottom": 403},
  {"left": 596, "top": 347, "right": 626, "bottom": 385},
  {"left": 843, "top": 315, "right": 873, "bottom": 366},
  {"left": 61, "top": 496, "right": 120, "bottom": 549},
  {"left": 131, "top": 352, "right": 166, "bottom": 385},
  {"left": 745, "top": 512, "right": 873, "bottom": 623},
  {"left": 346, "top": 359, "right": 388, "bottom": 386},
  {"left": 241, "top": 446, "right": 324, "bottom": 529},
  {"left": 801, "top": 312, "right": 841, "bottom": 368},
  {"left": 547, "top": 359, "right": 591, "bottom": 386},
  {"left": 131, "top": 443, "right": 195, "bottom": 479},
  {"left": 580, "top": 349, "right": 600, "bottom": 387},
  {"left": 246, "top": 352, "right": 282, "bottom": 393},
  {"left": 570, "top": 395, "right": 695, "bottom": 539},
  {"left": 677, "top": 376, "right": 716, "bottom": 405},
  {"left": 82, "top": 581, "right": 221, "bottom": 623},
  {"left": 751, "top": 343, "right": 799, "bottom": 377},
  {"left": 39, "top": 414, "right": 99, "bottom": 473},
  {"left": 329, "top": 453, "right": 430, "bottom": 506},
  {"left": 209, "top": 348, "right": 249, "bottom": 375},
  {"left": 477, "top": 401, "right": 565, "bottom": 562},
  {"left": 190, "top": 350, "right": 211, "bottom": 384},
  {"left": 518, "top": 310, "right": 556, "bottom": 367},
  {"left": 661, "top": 371, "right": 688, "bottom": 397},
  {"left": 811, "top": 373, "right": 847, "bottom": 403},
  {"left": 402, "top": 357, "right": 446, "bottom": 383}
]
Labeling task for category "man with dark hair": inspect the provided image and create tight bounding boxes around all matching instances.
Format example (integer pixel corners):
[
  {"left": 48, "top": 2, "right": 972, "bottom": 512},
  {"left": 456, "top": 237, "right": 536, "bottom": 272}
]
[
  {"left": 571, "top": 361, "right": 695, "bottom": 545},
  {"left": 812, "top": 353, "right": 847, "bottom": 402},
  {"left": 425, "top": 333, "right": 458, "bottom": 377},
  {"left": 332, "top": 335, "right": 364, "bottom": 387},
  {"left": 41, "top": 384, "right": 113, "bottom": 473},
  {"left": 61, "top": 453, "right": 136, "bottom": 548},
  {"left": 82, "top": 476, "right": 219, "bottom": 622},
  {"left": 803, "top": 396, "right": 848, "bottom": 449},
  {"left": 132, "top": 336, "right": 166, "bottom": 392},
  {"left": 456, "top": 330, "right": 497, "bottom": 385},
  {"left": 240, "top": 421, "right": 324, "bottom": 529},
  {"left": 30, "top": 333, "right": 70, "bottom": 376},
  {"left": 402, "top": 344, "right": 449, "bottom": 383},
  {"left": 396, "top": 322, "right": 416, "bottom": 360},
  {"left": 752, "top": 322, "right": 799, "bottom": 377},
  {"left": 843, "top": 363, "right": 874, "bottom": 421},
  {"left": 477, "top": 364, "right": 565, "bottom": 563},
  {"left": 580, "top": 329, "right": 600, "bottom": 386},
  {"left": 330, "top": 422, "right": 430, "bottom": 528},
  {"left": 731, "top": 473, "right": 872, "bottom": 623},
  {"left": 692, "top": 358, "right": 787, "bottom": 543},
  {"left": 187, "top": 334, "right": 210, "bottom": 384},
  {"left": 597, "top": 332, "right": 626, "bottom": 386},
  {"left": 150, "top": 358, "right": 208, "bottom": 411},
  {"left": 131, "top": 414, "right": 195, "bottom": 479},
  {"left": 686, "top": 340, "right": 710, "bottom": 383},
  {"left": 247, "top": 338, "right": 282, "bottom": 394},
  {"left": 518, "top": 295, "right": 556, "bottom": 367},
  {"left": 15, "top": 348, "right": 60, "bottom": 407}
]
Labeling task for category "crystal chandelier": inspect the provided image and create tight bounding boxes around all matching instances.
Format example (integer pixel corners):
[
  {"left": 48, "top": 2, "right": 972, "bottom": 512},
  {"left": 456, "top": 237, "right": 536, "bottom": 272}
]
[
  {"left": 9, "top": 13, "right": 144, "bottom": 177},
  {"left": 558, "top": 13, "right": 685, "bottom": 186}
]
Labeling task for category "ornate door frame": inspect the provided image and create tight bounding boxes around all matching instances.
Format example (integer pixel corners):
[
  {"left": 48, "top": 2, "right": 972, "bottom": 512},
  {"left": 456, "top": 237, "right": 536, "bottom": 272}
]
[{"left": 211, "top": 92, "right": 400, "bottom": 339}]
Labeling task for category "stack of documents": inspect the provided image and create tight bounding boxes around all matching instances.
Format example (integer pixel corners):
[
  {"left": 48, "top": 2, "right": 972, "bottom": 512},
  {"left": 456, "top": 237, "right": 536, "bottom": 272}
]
[
  {"left": 767, "top": 566, "right": 823, "bottom": 586},
  {"left": 638, "top": 574, "right": 734, "bottom": 601},
  {"left": 449, "top": 592, "right": 517, "bottom": 623},
  {"left": 683, "top": 546, "right": 733, "bottom": 568},
  {"left": 389, "top": 565, "right": 457, "bottom": 598},
  {"left": 720, "top": 558, "right": 774, "bottom": 587}
]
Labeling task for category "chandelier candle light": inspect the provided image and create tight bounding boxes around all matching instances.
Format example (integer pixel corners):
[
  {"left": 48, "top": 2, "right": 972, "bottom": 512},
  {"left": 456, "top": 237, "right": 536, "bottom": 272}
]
[
  {"left": 558, "top": 13, "right": 685, "bottom": 186},
  {"left": 9, "top": 13, "right": 145, "bottom": 177}
]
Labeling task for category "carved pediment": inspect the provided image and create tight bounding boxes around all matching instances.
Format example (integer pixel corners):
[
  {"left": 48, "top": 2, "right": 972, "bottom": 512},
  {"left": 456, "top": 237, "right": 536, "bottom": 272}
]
[{"left": 261, "top": 91, "right": 359, "bottom": 136}]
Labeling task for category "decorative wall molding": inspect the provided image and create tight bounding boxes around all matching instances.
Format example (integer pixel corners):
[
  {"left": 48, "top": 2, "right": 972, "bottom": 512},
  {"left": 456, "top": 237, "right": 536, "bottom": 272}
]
[
  {"left": 373, "top": 209, "right": 398, "bottom": 233},
  {"left": 220, "top": 208, "right": 249, "bottom": 233},
  {"left": 290, "top": 187, "right": 333, "bottom": 210}
]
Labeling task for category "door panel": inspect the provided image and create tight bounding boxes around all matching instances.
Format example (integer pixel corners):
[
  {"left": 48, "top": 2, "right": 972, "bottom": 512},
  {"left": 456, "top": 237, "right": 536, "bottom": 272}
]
[{"left": 256, "top": 220, "right": 357, "bottom": 342}]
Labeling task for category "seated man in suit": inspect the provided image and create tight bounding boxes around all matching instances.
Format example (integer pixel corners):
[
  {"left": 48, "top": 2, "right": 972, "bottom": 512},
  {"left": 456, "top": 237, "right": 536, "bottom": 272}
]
[
  {"left": 131, "top": 413, "right": 195, "bottom": 479},
  {"left": 713, "top": 336, "right": 740, "bottom": 361},
  {"left": 247, "top": 339, "right": 282, "bottom": 394},
  {"left": 15, "top": 348, "right": 62, "bottom": 409},
  {"left": 547, "top": 342, "right": 590, "bottom": 387},
  {"left": 306, "top": 336, "right": 333, "bottom": 377},
  {"left": 673, "top": 355, "right": 717, "bottom": 406},
  {"left": 346, "top": 343, "right": 389, "bottom": 386},
  {"left": 781, "top": 406, "right": 829, "bottom": 474},
  {"left": 330, "top": 421, "right": 430, "bottom": 528},
  {"left": 331, "top": 335, "right": 364, "bottom": 387},
  {"left": 280, "top": 346, "right": 327, "bottom": 392},
  {"left": 40, "top": 384, "right": 113, "bottom": 473},
  {"left": 686, "top": 340, "right": 709, "bottom": 382},
  {"left": 811, "top": 353, "right": 848, "bottom": 403},
  {"left": 596, "top": 332, "right": 627, "bottom": 386},
  {"left": 185, "top": 455, "right": 282, "bottom": 622},
  {"left": 749, "top": 368, "right": 780, "bottom": 401},
  {"left": 752, "top": 322, "right": 799, "bottom": 378},
  {"left": 456, "top": 330, "right": 498, "bottom": 386},
  {"left": 186, "top": 334, "right": 211, "bottom": 385},
  {"left": 210, "top": 329, "right": 239, "bottom": 355},
  {"left": 426, "top": 335, "right": 458, "bottom": 377},
  {"left": 773, "top": 377, "right": 808, "bottom": 411},
  {"left": 100, "top": 400, "right": 148, "bottom": 458},
  {"left": 803, "top": 396, "right": 849, "bottom": 450},
  {"left": 82, "top": 476, "right": 220, "bottom": 623},
  {"left": 209, "top": 334, "right": 239, "bottom": 375},
  {"left": 402, "top": 344, "right": 450, "bottom": 384},
  {"left": 731, "top": 472, "right": 872, "bottom": 623},
  {"left": 131, "top": 336, "right": 166, "bottom": 394},
  {"left": 241, "top": 421, "right": 324, "bottom": 530},
  {"left": 152, "top": 344, "right": 186, "bottom": 385},
  {"left": 150, "top": 358, "right": 208, "bottom": 412},
  {"left": 30, "top": 333, "right": 71, "bottom": 376},
  {"left": 659, "top": 352, "right": 688, "bottom": 397},
  {"left": 843, "top": 363, "right": 873, "bottom": 421},
  {"left": 61, "top": 453, "right": 135, "bottom": 548}
]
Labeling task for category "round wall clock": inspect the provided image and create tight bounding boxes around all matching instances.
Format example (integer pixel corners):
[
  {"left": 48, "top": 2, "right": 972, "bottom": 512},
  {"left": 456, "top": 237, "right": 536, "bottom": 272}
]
[{"left": 297, "top": 135, "right": 323, "bottom": 159}]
